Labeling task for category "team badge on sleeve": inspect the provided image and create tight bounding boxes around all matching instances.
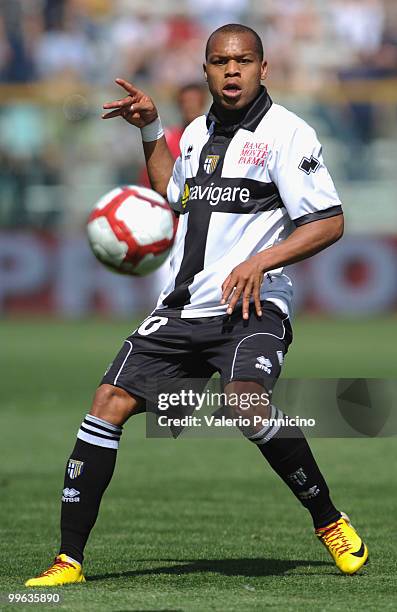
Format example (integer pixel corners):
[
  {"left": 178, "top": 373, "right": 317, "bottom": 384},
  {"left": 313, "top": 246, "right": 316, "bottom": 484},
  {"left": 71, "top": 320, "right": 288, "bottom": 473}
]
[
  {"left": 299, "top": 155, "right": 320, "bottom": 174},
  {"left": 203, "top": 155, "right": 220, "bottom": 174},
  {"left": 67, "top": 459, "right": 84, "bottom": 480}
]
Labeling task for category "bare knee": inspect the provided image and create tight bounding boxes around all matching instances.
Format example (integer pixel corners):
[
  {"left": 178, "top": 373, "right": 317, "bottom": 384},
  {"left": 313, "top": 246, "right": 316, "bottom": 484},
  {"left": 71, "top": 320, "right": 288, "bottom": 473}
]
[
  {"left": 90, "top": 384, "right": 143, "bottom": 426},
  {"left": 224, "top": 380, "right": 272, "bottom": 436}
]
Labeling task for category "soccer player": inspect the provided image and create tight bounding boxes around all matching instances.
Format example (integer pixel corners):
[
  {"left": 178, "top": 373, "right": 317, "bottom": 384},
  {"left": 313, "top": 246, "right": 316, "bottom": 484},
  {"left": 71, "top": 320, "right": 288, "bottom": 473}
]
[{"left": 26, "top": 24, "right": 368, "bottom": 586}]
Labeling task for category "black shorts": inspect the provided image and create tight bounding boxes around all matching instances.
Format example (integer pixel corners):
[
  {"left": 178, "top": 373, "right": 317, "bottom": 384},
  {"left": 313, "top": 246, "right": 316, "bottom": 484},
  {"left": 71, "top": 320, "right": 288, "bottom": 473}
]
[{"left": 101, "top": 301, "right": 292, "bottom": 404}]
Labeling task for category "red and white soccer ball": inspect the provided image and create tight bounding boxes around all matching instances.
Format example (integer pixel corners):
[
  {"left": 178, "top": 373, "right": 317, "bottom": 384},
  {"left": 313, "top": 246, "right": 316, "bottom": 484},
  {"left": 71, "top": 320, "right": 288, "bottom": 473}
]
[{"left": 87, "top": 185, "right": 177, "bottom": 275}]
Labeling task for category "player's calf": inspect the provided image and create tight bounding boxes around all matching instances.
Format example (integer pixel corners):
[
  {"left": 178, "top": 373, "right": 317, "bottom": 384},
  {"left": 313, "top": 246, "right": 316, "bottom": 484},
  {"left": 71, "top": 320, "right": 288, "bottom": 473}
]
[
  {"left": 228, "top": 380, "right": 341, "bottom": 530},
  {"left": 25, "top": 384, "right": 142, "bottom": 585},
  {"left": 59, "top": 384, "right": 142, "bottom": 563}
]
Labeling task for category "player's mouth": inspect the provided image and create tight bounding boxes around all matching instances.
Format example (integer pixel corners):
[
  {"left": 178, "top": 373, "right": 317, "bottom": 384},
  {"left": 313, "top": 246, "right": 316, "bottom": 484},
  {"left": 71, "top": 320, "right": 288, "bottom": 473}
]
[{"left": 222, "top": 82, "right": 242, "bottom": 100}]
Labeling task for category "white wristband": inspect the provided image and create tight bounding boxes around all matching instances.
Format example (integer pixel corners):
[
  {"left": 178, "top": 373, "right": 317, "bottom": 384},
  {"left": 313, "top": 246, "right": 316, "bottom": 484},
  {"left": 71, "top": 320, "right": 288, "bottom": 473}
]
[{"left": 140, "top": 117, "right": 164, "bottom": 142}]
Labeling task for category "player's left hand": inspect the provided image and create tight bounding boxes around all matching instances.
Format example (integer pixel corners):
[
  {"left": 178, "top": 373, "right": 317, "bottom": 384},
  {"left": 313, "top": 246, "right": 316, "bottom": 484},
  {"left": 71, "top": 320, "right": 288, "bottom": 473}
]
[{"left": 221, "top": 255, "right": 264, "bottom": 320}]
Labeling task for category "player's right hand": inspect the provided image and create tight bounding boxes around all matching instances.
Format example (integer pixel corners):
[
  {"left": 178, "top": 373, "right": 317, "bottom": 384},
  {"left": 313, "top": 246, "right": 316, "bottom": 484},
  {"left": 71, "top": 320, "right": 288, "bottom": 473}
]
[{"left": 102, "top": 78, "right": 158, "bottom": 128}]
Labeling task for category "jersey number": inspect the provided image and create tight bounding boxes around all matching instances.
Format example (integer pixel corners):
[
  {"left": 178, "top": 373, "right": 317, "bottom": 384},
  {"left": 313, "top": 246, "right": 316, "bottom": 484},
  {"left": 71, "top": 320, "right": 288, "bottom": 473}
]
[{"left": 137, "top": 316, "right": 168, "bottom": 336}]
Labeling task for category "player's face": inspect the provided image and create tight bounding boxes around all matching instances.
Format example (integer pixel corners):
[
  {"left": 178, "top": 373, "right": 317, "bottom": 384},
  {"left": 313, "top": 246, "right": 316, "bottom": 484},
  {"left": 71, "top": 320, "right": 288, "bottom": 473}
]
[{"left": 204, "top": 32, "right": 267, "bottom": 111}]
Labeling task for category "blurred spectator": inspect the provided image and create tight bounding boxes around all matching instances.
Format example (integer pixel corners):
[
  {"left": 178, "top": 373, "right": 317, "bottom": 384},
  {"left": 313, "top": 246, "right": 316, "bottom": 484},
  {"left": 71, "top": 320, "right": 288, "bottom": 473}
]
[
  {"left": 106, "top": 10, "right": 167, "bottom": 81},
  {"left": 0, "top": 0, "right": 396, "bottom": 229},
  {"left": 148, "top": 15, "right": 204, "bottom": 87},
  {"left": 0, "top": 0, "right": 41, "bottom": 82},
  {"left": 138, "top": 82, "right": 208, "bottom": 187},
  {"left": 187, "top": 0, "right": 248, "bottom": 31},
  {"left": 371, "top": 29, "right": 397, "bottom": 77},
  {"left": 0, "top": 104, "right": 62, "bottom": 226},
  {"left": 331, "top": 0, "right": 385, "bottom": 55},
  {"left": 255, "top": 0, "right": 324, "bottom": 89},
  {"left": 42, "top": 0, "right": 67, "bottom": 30},
  {"left": 337, "top": 32, "right": 397, "bottom": 152},
  {"left": 33, "top": 8, "right": 95, "bottom": 81},
  {"left": 0, "top": 0, "right": 393, "bottom": 87}
]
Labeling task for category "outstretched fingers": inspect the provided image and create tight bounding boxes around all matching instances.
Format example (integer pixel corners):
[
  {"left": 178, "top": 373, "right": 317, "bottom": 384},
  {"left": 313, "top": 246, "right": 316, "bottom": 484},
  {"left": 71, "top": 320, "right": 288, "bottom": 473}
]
[
  {"left": 115, "top": 77, "right": 139, "bottom": 96},
  {"left": 102, "top": 108, "right": 123, "bottom": 119},
  {"left": 102, "top": 79, "right": 140, "bottom": 112},
  {"left": 103, "top": 96, "right": 134, "bottom": 110}
]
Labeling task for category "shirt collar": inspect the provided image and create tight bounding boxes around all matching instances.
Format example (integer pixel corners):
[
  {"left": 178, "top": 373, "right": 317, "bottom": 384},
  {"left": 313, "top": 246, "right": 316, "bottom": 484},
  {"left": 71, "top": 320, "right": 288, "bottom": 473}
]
[{"left": 206, "top": 86, "right": 272, "bottom": 135}]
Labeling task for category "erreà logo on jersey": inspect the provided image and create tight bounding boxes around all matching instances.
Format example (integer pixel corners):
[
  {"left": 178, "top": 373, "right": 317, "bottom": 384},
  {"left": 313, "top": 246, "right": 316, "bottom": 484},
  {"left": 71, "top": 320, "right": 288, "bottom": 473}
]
[
  {"left": 203, "top": 155, "right": 220, "bottom": 174},
  {"left": 182, "top": 182, "right": 250, "bottom": 207}
]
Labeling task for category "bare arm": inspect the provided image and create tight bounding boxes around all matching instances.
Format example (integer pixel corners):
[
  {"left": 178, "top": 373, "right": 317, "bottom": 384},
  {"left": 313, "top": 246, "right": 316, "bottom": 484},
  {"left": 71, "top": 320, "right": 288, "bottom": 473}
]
[
  {"left": 102, "top": 78, "right": 174, "bottom": 198},
  {"left": 142, "top": 138, "right": 175, "bottom": 198},
  {"left": 221, "top": 214, "right": 344, "bottom": 319},
  {"left": 255, "top": 214, "right": 344, "bottom": 270}
]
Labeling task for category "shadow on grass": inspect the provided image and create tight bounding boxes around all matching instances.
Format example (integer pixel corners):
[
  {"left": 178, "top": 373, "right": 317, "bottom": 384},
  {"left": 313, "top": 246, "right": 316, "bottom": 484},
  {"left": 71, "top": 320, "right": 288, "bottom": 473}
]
[{"left": 88, "top": 557, "right": 330, "bottom": 581}]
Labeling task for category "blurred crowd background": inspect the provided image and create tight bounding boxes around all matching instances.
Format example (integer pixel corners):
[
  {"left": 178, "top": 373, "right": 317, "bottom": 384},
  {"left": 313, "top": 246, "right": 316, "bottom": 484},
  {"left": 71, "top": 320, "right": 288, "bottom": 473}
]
[{"left": 1, "top": 0, "right": 396, "bottom": 317}]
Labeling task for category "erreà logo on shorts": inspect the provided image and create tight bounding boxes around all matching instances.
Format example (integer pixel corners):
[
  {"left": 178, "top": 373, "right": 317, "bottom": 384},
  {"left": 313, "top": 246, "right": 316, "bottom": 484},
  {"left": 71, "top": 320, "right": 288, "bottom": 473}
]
[
  {"left": 62, "top": 488, "right": 80, "bottom": 503},
  {"left": 255, "top": 356, "right": 272, "bottom": 374},
  {"left": 182, "top": 182, "right": 250, "bottom": 207}
]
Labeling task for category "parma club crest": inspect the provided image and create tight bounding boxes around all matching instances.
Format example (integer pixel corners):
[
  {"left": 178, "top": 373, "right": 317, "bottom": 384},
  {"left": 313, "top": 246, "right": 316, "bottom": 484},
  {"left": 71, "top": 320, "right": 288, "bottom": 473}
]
[
  {"left": 203, "top": 155, "right": 220, "bottom": 174},
  {"left": 67, "top": 459, "right": 84, "bottom": 480}
]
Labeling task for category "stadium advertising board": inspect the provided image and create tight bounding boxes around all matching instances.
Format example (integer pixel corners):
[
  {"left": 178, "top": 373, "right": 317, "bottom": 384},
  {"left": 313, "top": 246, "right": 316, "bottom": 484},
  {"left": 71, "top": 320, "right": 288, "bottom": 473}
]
[{"left": 1, "top": 232, "right": 396, "bottom": 316}]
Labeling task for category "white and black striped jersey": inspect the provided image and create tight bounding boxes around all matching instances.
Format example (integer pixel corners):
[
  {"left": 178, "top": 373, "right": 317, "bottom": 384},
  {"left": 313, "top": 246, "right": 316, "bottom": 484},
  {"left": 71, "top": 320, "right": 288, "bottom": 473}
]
[{"left": 156, "top": 88, "right": 342, "bottom": 317}]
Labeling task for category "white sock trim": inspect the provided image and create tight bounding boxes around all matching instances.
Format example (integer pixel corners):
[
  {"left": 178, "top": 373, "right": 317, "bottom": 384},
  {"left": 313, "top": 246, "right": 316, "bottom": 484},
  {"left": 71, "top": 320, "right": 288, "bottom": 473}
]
[
  {"left": 77, "top": 429, "right": 120, "bottom": 449},
  {"left": 249, "top": 405, "right": 284, "bottom": 445},
  {"left": 77, "top": 414, "right": 122, "bottom": 449},
  {"left": 85, "top": 414, "right": 122, "bottom": 432}
]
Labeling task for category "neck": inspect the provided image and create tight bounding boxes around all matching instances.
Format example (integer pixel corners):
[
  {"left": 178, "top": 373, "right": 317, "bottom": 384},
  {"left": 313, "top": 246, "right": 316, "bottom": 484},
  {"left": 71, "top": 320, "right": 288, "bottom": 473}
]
[{"left": 213, "top": 87, "right": 264, "bottom": 124}]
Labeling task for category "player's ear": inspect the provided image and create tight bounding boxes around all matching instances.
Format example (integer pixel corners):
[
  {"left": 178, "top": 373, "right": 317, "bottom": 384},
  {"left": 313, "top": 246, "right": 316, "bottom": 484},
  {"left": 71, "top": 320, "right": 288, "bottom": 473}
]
[
  {"left": 260, "top": 60, "right": 268, "bottom": 81},
  {"left": 203, "top": 64, "right": 208, "bottom": 81}
]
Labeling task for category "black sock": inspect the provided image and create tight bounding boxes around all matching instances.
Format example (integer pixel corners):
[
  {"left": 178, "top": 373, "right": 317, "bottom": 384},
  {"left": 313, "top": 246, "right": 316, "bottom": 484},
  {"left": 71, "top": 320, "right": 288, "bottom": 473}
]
[
  {"left": 59, "top": 414, "right": 122, "bottom": 564},
  {"left": 249, "top": 406, "right": 340, "bottom": 529}
]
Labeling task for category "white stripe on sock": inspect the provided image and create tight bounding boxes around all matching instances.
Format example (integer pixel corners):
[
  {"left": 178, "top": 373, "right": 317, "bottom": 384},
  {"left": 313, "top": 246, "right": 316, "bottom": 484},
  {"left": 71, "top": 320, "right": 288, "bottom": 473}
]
[
  {"left": 80, "top": 422, "right": 120, "bottom": 438},
  {"left": 77, "top": 429, "right": 120, "bottom": 449},
  {"left": 85, "top": 414, "right": 122, "bottom": 433}
]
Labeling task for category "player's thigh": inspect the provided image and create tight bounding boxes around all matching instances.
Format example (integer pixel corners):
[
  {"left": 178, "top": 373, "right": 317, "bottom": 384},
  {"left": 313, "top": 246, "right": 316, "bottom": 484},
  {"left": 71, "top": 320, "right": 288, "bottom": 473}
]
[
  {"left": 212, "top": 303, "right": 292, "bottom": 434},
  {"left": 211, "top": 301, "right": 292, "bottom": 393},
  {"left": 100, "top": 314, "right": 211, "bottom": 417}
]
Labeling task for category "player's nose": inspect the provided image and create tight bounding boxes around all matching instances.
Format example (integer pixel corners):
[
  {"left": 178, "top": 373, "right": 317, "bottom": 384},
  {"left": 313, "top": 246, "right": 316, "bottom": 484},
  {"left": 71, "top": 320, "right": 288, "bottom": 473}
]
[{"left": 225, "top": 60, "right": 240, "bottom": 77}]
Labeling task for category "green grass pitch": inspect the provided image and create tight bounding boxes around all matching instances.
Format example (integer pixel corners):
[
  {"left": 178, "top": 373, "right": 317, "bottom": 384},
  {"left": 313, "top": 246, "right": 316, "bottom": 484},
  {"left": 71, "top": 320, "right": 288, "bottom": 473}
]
[{"left": 1, "top": 316, "right": 396, "bottom": 611}]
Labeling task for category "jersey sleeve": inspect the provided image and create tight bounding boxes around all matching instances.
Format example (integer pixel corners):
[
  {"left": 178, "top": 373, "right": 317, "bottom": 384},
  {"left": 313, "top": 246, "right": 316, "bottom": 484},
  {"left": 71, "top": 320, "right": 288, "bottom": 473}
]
[
  {"left": 166, "top": 154, "right": 184, "bottom": 213},
  {"left": 271, "top": 123, "right": 343, "bottom": 226}
]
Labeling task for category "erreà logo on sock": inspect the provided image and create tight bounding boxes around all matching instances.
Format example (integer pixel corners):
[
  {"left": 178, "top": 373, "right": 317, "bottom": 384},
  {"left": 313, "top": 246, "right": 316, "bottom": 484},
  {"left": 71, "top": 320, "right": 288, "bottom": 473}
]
[
  {"left": 298, "top": 485, "right": 320, "bottom": 500},
  {"left": 62, "top": 488, "right": 80, "bottom": 503}
]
